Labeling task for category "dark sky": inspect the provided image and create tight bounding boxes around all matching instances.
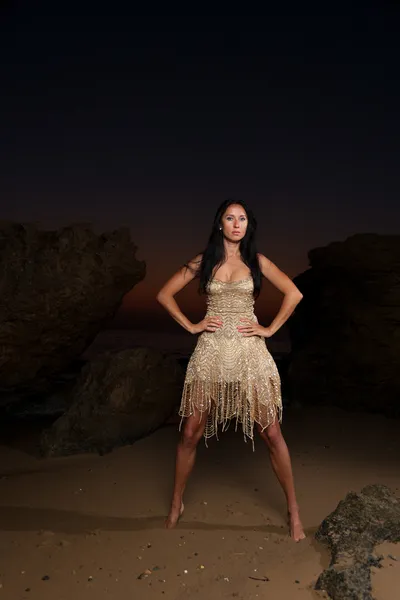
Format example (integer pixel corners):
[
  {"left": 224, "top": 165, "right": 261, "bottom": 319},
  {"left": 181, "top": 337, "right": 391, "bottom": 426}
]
[{"left": 2, "top": 3, "right": 400, "bottom": 329}]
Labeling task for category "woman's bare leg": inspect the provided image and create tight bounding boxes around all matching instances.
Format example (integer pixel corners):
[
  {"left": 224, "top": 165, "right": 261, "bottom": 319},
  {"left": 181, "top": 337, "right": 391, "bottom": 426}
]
[
  {"left": 257, "top": 419, "right": 305, "bottom": 541},
  {"left": 165, "top": 407, "right": 209, "bottom": 529}
]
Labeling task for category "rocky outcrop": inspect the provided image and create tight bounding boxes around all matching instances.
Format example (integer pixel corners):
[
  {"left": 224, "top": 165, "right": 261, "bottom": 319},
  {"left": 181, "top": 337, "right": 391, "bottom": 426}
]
[
  {"left": 41, "top": 347, "right": 184, "bottom": 456},
  {"left": 288, "top": 234, "right": 400, "bottom": 415},
  {"left": 315, "top": 484, "right": 400, "bottom": 599},
  {"left": 0, "top": 222, "right": 145, "bottom": 396}
]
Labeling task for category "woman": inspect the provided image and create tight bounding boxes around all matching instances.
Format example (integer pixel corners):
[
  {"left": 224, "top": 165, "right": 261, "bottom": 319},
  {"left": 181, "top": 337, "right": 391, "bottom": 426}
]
[{"left": 156, "top": 199, "right": 305, "bottom": 541}]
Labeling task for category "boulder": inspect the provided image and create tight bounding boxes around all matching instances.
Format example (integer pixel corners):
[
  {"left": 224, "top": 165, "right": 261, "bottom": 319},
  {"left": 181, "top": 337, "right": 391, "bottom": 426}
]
[
  {"left": 41, "top": 347, "right": 184, "bottom": 456},
  {"left": 288, "top": 234, "right": 400, "bottom": 415},
  {"left": 315, "top": 484, "right": 400, "bottom": 599},
  {"left": 0, "top": 222, "right": 145, "bottom": 396}
]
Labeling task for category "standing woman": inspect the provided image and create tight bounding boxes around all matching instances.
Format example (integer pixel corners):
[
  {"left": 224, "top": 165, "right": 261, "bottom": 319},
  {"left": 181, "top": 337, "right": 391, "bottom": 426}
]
[{"left": 156, "top": 199, "right": 305, "bottom": 541}]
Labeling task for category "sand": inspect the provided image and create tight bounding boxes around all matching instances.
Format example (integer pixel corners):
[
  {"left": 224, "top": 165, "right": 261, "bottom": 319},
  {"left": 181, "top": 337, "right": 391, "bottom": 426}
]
[{"left": 0, "top": 406, "right": 399, "bottom": 599}]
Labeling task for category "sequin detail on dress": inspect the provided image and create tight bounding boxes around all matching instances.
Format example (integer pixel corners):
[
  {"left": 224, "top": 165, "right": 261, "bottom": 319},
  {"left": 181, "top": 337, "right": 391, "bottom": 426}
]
[{"left": 179, "top": 277, "right": 282, "bottom": 449}]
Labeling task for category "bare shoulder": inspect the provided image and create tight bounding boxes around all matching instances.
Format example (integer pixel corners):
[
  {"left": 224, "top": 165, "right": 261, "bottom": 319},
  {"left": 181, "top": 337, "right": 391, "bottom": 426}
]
[
  {"left": 185, "top": 253, "right": 203, "bottom": 275},
  {"left": 257, "top": 252, "right": 273, "bottom": 270},
  {"left": 256, "top": 252, "right": 300, "bottom": 295},
  {"left": 157, "top": 253, "right": 203, "bottom": 299}
]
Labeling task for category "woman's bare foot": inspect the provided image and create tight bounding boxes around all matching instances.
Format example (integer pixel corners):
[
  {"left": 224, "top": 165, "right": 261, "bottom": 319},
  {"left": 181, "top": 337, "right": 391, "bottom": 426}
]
[
  {"left": 288, "top": 509, "right": 306, "bottom": 542},
  {"left": 165, "top": 502, "right": 184, "bottom": 529}
]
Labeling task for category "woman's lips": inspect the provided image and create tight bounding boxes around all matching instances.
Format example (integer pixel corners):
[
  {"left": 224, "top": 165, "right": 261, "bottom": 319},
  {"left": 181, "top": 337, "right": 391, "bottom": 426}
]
[{"left": 232, "top": 231, "right": 241, "bottom": 235}]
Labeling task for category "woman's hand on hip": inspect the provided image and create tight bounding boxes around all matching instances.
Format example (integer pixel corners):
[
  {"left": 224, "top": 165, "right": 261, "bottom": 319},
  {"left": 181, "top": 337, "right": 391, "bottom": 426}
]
[
  {"left": 237, "top": 319, "right": 273, "bottom": 338},
  {"left": 191, "top": 316, "right": 223, "bottom": 334}
]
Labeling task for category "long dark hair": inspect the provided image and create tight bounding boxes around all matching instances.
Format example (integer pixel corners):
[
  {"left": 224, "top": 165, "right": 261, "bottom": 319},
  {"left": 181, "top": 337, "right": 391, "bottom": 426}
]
[{"left": 188, "top": 199, "right": 262, "bottom": 297}]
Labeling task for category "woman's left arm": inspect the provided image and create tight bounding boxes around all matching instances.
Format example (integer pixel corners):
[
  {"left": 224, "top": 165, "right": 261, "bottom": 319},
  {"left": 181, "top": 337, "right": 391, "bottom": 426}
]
[{"left": 238, "top": 253, "right": 303, "bottom": 338}]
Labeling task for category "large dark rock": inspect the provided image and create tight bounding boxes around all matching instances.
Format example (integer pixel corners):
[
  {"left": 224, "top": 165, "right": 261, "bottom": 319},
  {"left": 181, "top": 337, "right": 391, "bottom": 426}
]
[
  {"left": 41, "top": 347, "right": 184, "bottom": 456},
  {"left": 288, "top": 234, "right": 400, "bottom": 415},
  {"left": 0, "top": 222, "right": 145, "bottom": 396},
  {"left": 315, "top": 484, "right": 400, "bottom": 600}
]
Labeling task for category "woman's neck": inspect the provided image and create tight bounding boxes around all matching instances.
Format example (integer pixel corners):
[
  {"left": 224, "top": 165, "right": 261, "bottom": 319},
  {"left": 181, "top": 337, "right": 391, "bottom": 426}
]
[{"left": 223, "top": 240, "right": 241, "bottom": 259}]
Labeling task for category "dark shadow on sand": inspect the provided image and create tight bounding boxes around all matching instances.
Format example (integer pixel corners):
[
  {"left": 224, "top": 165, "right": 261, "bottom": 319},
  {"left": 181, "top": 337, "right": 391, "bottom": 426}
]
[{"left": 0, "top": 505, "right": 318, "bottom": 538}]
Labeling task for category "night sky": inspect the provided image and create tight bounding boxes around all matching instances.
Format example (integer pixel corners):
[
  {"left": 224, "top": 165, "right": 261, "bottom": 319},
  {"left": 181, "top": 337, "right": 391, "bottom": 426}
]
[{"left": 2, "top": 3, "right": 400, "bottom": 330}]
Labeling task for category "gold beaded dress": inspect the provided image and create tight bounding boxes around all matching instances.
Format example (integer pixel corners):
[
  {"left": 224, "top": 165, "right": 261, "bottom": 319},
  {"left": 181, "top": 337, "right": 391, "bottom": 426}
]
[{"left": 179, "top": 276, "right": 282, "bottom": 449}]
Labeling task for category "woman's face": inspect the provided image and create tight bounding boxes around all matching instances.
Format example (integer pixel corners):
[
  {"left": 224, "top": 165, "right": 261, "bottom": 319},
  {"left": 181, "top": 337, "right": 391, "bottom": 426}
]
[{"left": 220, "top": 204, "right": 248, "bottom": 242}]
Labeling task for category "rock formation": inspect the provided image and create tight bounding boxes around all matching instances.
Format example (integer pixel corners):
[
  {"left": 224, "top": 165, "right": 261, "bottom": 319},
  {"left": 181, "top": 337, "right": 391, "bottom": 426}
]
[
  {"left": 41, "top": 347, "right": 184, "bottom": 456},
  {"left": 0, "top": 222, "right": 145, "bottom": 397},
  {"left": 288, "top": 234, "right": 400, "bottom": 415},
  {"left": 315, "top": 484, "right": 400, "bottom": 599}
]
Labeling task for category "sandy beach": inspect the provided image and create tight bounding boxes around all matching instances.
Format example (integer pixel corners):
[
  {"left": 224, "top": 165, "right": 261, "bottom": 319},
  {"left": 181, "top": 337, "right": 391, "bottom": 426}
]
[{"left": 0, "top": 405, "right": 399, "bottom": 600}]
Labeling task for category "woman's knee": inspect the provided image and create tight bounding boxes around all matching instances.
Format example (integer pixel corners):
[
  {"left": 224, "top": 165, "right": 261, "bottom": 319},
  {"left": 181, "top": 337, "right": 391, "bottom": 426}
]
[
  {"left": 257, "top": 420, "right": 282, "bottom": 447},
  {"left": 181, "top": 415, "right": 207, "bottom": 448}
]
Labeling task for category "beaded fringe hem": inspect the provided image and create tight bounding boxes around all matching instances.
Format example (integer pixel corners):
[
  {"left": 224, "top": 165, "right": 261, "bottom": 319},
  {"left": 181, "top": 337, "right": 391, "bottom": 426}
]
[{"left": 178, "top": 378, "right": 283, "bottom": 452}]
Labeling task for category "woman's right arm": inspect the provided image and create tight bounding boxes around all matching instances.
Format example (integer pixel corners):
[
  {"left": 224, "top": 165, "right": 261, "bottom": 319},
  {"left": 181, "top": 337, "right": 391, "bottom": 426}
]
[{"left": 156, "top": 255, "right": 222, "bottom": 335}]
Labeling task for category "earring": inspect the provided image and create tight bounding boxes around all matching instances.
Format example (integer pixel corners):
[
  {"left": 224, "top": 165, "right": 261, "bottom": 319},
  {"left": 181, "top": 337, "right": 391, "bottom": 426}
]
[{"left": 219, "top": 227, "right": 222, "bottom": 231}]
